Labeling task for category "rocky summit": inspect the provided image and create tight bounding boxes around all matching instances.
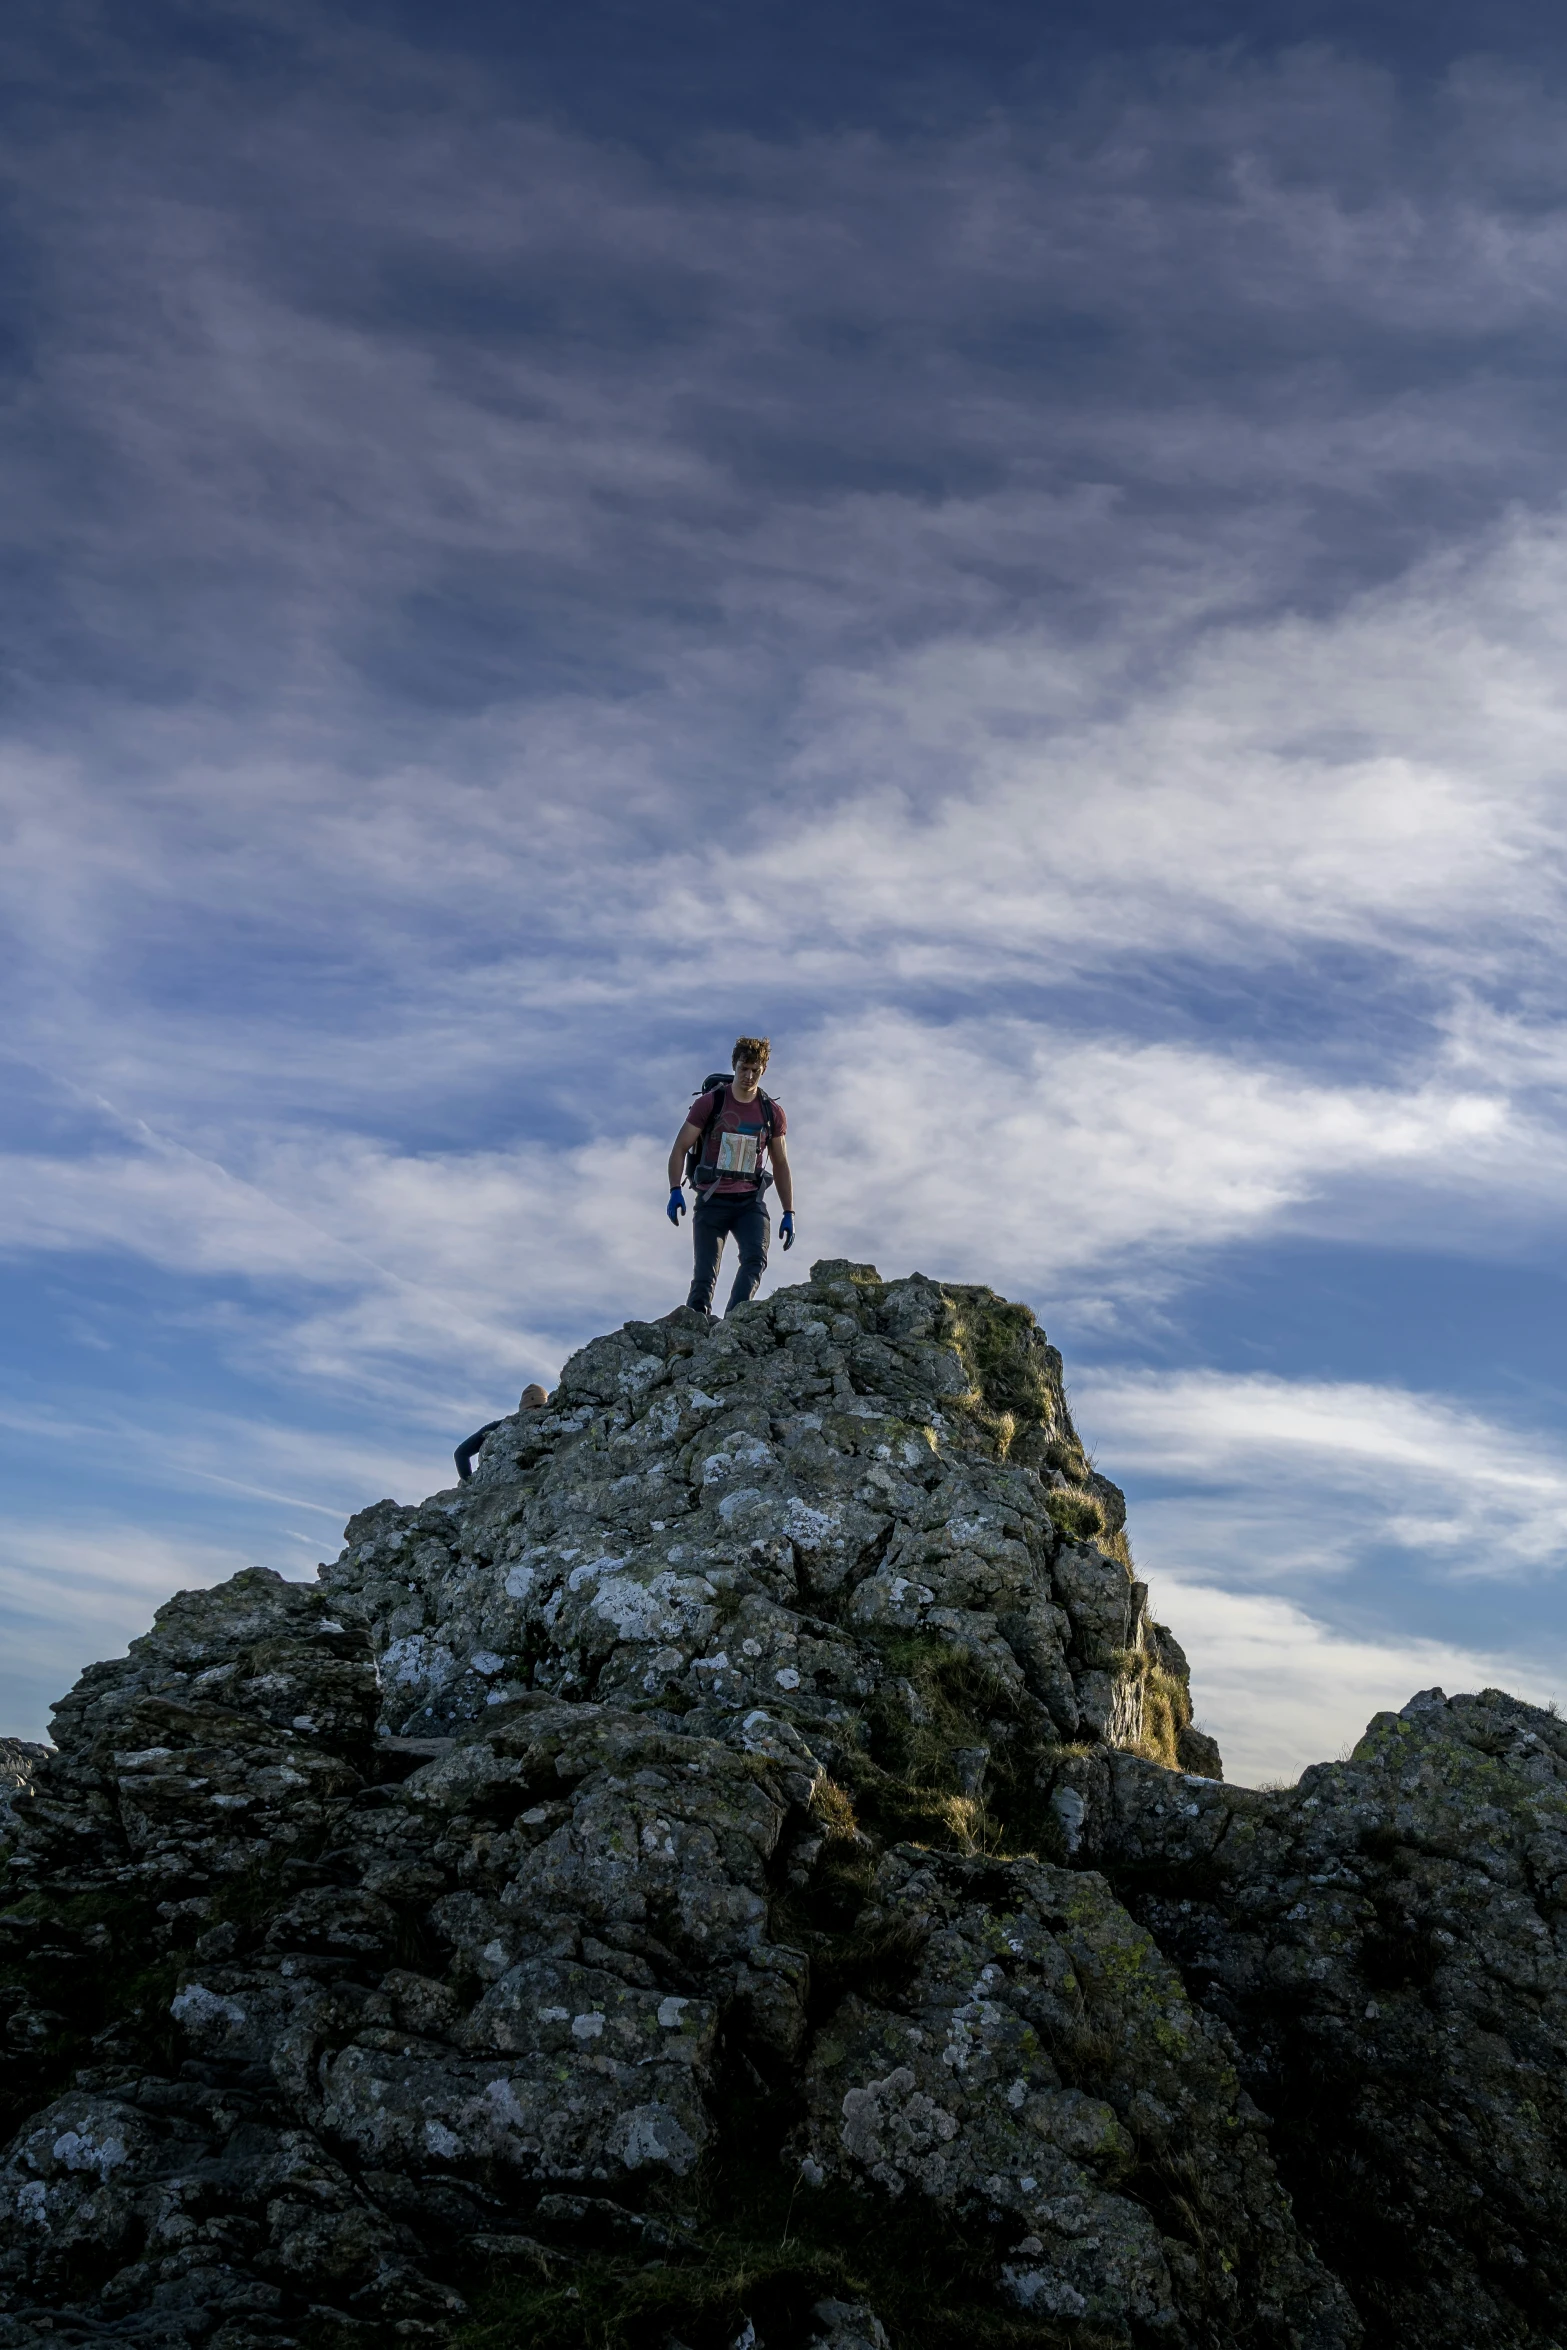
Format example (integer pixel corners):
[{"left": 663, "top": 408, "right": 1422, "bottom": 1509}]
[{"left": 0, "top": 1265, "right": 1561, "bottom": 2350}]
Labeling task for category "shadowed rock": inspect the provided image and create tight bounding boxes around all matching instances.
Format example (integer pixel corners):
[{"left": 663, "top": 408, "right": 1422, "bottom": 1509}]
[
  {"left": 1082, "top": 1686, "right": 1567, "bottom": 2350},
  {"left": 0, "top": 1265, "right": 1543, "bottom": 2347}
]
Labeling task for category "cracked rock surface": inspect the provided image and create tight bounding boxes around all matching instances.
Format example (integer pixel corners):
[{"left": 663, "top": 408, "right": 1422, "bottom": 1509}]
[
  {"left": 1082, "top": 1686, "right": 1567, "bottom": 2350},
  {"left": 800, "top": 1848, "right": 1351, "bottom": 2347},
  {"left": 0, "top": 1262, "right": 1550, "bottom": 2349}
]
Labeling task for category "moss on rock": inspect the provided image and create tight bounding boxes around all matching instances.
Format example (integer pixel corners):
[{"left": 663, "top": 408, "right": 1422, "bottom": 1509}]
[{"left": 0, "top": 1266, "right": 1260, "bottom": 2350}]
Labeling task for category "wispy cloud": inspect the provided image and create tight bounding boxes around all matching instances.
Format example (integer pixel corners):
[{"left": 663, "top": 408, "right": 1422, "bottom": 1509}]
[
  {"left": 1078, "top": 1368, "right": 1567, "bottom": 1577},
  {"left": 744, "top": 511, "right": 1567, "bottom": 979},
  {"left": 0, "top": 1522, "right": 264, "bottom": 1741},
  {"left": 802, "top": 1013, "right": 1523, "bottom": 1295},
  {"left": 0, "top": 1015, "right": 1536, "bottom": 1412},
  {"left": 3, "top": 21, "right": 1567, "bottom": 1772},
  {"left": 0, "top": 1390, "right": 438, "bottom": 1525},
  {"left": 1146, "top": 1574, "right": 1562, "bottom": 1787}
]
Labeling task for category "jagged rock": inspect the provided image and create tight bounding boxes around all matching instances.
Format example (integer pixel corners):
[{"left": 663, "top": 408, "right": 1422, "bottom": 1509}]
[
  {"left": 799, "top": 1846, "right": 1354, "bottom": 2348},
  {"left": 1090, "top": 1686, "right": 1567, "bottom": 2350},
  {"left": 0, "top": 1752, "right": 46, "bottom": 1852},
  {"left": 0, "top": 1265, "right": 1229, "bottom": 2345},
  {"left": 805, "top": 2303, "right": 888, "bottom": 2350},
  {"left": 321, "top": 1262, "right": 1192, "bottom": 1772},
  {"left": 0, "top": 1260, "right": 1547, "bottom": 2347}
]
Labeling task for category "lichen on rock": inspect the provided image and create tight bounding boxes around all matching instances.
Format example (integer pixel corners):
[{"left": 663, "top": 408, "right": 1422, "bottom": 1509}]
[
  {"left": 1089, "top": 1684, "right": 1567, "bottom": 2350},
  {"left": 322, "top": 1260, "right": 1198, "bottom": 1790},
  {"left": 798, "top": 1846, "right": 1353, "bottom": 2347},
  {"left": 0, "top": 1261, "right": 1551, "bottom": 2348}
]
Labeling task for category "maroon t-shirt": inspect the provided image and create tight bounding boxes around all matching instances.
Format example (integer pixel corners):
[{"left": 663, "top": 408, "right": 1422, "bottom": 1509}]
[{"left": 688, "top": 1084, "right": 787, "bottom": 1196}]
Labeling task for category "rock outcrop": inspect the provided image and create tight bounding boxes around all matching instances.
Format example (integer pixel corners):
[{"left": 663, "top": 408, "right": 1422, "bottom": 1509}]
[
  {"left": 0, "top": 1262, "right": 1555, "bottom": 2350},
  {"left": 1082, "top": 1687, "right": 1567, "bottom": 2350}
]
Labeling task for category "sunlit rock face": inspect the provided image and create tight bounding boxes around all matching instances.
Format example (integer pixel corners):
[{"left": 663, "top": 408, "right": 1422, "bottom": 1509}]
[
  {"left": 0, "top": 1262, "right": 1551, "bottom": 2348},
  {"left": 325, "top": 1259, "right": 1205, "bottom": 1784}
]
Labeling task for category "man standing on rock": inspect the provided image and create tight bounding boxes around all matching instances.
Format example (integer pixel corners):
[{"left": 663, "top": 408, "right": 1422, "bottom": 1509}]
[{"left": 667, "top": 1036, "right": 794, "bottom": 1316}]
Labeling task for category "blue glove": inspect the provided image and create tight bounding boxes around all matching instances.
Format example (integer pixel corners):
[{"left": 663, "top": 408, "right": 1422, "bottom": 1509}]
[
  {"left": 667, "top": 1187, "right": 686, "bottom": 1225},
  {"left": 779, "top": 1209, "right": 795, "bottom": 1250}
]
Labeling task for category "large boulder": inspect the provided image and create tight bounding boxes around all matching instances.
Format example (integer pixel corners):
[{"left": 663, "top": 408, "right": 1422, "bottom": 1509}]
[
  {"left": 0, "top": 1264, "right": 1547, "bottom": 2347},
  {"left": 798, "top": 1846, "right": 1354, "bottom": 2348},
  {"left": 323, "top": 1261, "right": 1205, "bottom": 1783},
  {"left": 1091, "top": 1686, "right": 1567, "bottom": 2350}
]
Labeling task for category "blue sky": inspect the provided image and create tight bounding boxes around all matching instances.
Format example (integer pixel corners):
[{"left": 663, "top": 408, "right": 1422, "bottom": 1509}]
[{"left": 5, "top": 0, "right": 1567, "bottom": 1779}]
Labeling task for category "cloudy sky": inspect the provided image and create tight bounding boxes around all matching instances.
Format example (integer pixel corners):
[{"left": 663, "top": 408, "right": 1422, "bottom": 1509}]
[{"left": 5, "top": 0, "right": 1567, "bottom": 1780}]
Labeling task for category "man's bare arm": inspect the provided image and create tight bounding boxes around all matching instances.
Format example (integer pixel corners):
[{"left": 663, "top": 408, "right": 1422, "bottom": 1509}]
[
  {"left": 770, "top": 1133, "right": 794, "bottom": 1214},
  {"left": 668, "top": 1122, "right": 702, "bottom": 1188}
]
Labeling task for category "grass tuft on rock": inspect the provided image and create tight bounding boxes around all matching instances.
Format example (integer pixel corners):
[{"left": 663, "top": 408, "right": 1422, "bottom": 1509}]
[{"left": 452, "top": 2163, "right": 1091, "bottom": 2350}]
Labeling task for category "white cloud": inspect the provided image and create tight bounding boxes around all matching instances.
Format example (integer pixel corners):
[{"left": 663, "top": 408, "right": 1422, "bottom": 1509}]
[
  {"left": 1076, "top": 1366, "right": 1567, "bottom": 1577},
  {"left": 707, "top": 509, "right": 1567, "bottom": 984},
  {"left": 0, "top": 1140, "right": 359, "bottom": 1284},
  {"left": 8, "top": 32, "right": 1567, "bottom": 1754},
  {"left": 10, "top": 53, "right": 1567, "bottom": 1027},
  {"left": 1443, "top": 996, "right": 1567, "bottom": 1097},
  {"left": 13, "top": 499, "right": 1567, "bottom": 1174},
  {"left": 795, "top": 1010, "right": 1522, "bottom": 1297},
  {"left": 1147, "top": 1574, "right": 1562, "bottom": 1787},
  {"left": 0, "top": 1016, "right": 1536, "bottom": 1409},
  {"left": 0, "top": 1523, "right": 266, "bottom": 1743},
  {"left": 0, "top": 1125, "right": 685, "bottom": 1404},
  {"left": 0, "top": 1390, "right": 446, "bottom": 1533}
]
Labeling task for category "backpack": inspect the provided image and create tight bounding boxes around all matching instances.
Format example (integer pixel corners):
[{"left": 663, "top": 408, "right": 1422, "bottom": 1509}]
[{"left": 685, "top": 1072, "right": 776, "bottom": 1195}]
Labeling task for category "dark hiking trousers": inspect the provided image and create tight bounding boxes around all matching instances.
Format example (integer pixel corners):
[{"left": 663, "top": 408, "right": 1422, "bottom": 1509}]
[{"left": 688, "top": 1191, "right": 770, "bottom": 1316}]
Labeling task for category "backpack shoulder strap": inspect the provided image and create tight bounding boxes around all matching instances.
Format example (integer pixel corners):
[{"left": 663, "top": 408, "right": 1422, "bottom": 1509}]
[{"left": 687, "top": 1082, "right": 728, "bottom": 1186}]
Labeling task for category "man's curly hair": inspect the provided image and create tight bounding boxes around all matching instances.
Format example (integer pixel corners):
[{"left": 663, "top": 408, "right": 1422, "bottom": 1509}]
[{"left": 732, "top": 1036, "right": 771, "bottom": 1070}]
